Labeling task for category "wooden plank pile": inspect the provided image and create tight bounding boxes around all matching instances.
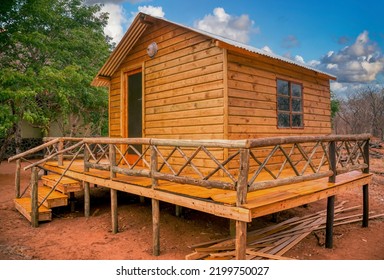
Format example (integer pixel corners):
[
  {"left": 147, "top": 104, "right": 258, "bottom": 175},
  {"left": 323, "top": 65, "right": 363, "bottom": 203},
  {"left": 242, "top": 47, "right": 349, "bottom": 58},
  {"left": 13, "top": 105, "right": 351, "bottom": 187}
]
[{"left": 186, "top": 202, "right": 384, "bottom": 260}]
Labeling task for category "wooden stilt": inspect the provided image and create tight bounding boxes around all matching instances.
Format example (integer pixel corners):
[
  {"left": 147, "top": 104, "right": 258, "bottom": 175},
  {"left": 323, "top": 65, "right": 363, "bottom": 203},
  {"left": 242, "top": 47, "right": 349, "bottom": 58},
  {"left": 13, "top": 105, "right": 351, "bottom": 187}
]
[
  {"left": 30, "top": 167, "right": 39, "bottom": 228},
  {"left": 152, "top": 198, "right": 160, "bottom": 256},
  {"left": 175, "top": 205, "right": 183, "bottom": 217},
  {"left": 15, "top": 159, "right": 21, "bottom": 198},
  {"left": 363, "top": 184, "right": 369, "bottom": 227},
  {"left": 235, "top": 148, "right": 249, "bottom": 259},
  {"left": 111, "top": 189, "right": 118, "bottom": 234},
  {"left": 151, "top": 146, "right": 160, "bottom": 256},
  {"left": 69, "top": 192, "right": 76, "bottom": 212},
  {"left": 84, "top": 182, "right": 90, "bottom": 218},
  {"left": 362, "top": 139, "right": 370, "bottom": 228},
  {"left": 235, "top": 220, "right": 247, "bottom": 260},
  {"left": 229, "top": 219, "right": 236, "bottom": 237},
  {"left": 325, "top": 195, "right": 335, "bottom": 248},
  {"left": 140, "top": 196, "right": 145, "bottom": 203}
]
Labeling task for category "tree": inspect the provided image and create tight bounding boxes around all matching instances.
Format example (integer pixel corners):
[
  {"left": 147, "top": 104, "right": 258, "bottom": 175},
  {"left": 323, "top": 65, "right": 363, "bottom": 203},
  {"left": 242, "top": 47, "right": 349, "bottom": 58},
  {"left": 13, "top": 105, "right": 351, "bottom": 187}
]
[
  {"left": 330, "top": 91, "right": 340, "bottom": 129},
  {"left": 334, "top": 86, "right": 384, "bottom": 138},
  {"left": 0, "top": 0, "right": 112, "bottom": 160}
]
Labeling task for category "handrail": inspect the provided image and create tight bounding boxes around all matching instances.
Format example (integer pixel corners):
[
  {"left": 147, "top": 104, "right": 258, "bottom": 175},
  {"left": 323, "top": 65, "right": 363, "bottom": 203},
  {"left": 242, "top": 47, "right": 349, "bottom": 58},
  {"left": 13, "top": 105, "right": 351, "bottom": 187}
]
[
  {"left": 23, "top": 140, "right": 85, "bottom": 171},
  {"left": 245, "top": 134, "right": 371, "bottom": 148},
  {"left": 8, "top": 138, "right": 61, "bottom": 162},
  {"left": 37, "top": 143, "right": 85, "bottom": 208},
  {"left": 38, "top": 134, "right": 371, "bottom": 149}
]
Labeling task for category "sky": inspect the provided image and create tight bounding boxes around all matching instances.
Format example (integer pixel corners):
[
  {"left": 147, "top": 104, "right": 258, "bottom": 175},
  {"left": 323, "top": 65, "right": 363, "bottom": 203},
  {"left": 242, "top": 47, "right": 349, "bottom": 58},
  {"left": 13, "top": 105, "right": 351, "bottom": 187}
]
[{"left": 88, "top": 0, "right": 384, "bottom": 98}]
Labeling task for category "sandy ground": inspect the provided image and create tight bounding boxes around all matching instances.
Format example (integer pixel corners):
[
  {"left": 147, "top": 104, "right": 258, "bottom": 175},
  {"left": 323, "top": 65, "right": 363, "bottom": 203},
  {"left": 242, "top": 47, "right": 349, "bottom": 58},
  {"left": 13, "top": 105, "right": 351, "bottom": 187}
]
[{"left": 0, "top": 157, "right": 383, "bottom": 260}]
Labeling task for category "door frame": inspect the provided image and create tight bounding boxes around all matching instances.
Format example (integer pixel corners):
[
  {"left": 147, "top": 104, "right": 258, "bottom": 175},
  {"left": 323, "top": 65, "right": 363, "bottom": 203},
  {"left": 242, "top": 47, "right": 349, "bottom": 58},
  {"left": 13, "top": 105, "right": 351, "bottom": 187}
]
[{"left": 120, "top": 65, "right": 144, "bottom": 139}]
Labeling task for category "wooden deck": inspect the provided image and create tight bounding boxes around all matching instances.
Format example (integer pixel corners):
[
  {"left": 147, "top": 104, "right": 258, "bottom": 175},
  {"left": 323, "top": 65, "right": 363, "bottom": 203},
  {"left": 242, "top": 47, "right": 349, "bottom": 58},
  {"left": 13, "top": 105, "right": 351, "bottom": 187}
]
[
  {"left": 43, "top": 160, "right": 371, "bottom": 221},
  {"left": 9, "top": 134, "right": 372, "bottom": 259}
]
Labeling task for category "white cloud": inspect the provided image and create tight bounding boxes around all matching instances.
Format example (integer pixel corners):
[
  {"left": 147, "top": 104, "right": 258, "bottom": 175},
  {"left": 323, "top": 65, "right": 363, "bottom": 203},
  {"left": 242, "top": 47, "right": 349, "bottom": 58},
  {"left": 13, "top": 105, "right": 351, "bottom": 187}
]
[
  {"left": 294, "top": 55, "right": 305, "bottom": 64},
  {"left": 317, "top": 31, "right": 384, "bottom": 83},
  {"left": 330, "top": 81, "right": 348, "bottom": 93},
  {"left": 193, "top": 7, "right": 257, "bottom": 44},
  {"left": 137, "top": 5, "right": 165, "bottom": 18},
  {"left": 261, "top": 46, "right": 274, "bottom": 54},
  {"left": 100, "top": 4, "right": 164, "bottom": 44},
  {"left": 100, "top": 3, "right": 128, "bottom": 44}
]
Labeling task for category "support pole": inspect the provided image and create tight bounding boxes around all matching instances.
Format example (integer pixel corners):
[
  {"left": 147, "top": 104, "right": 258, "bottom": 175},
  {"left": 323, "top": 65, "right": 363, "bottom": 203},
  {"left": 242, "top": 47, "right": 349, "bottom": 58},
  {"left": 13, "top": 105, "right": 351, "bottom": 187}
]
[
  {"left": 325, "top": 141, "right": 337, "bottom": 249},
  {"left": 229, "top": 220, "right": 236, "bottom": 237},
  {"left": 84, "top": 182, "right": 90, "bottom": 218},
  {"left": 235, "top": 220, "right": 247, "bottom": 260},
  {"left": 15, "top": 159, "right": 21, "bottom": 198},
  {"left": 325, "top": 195, "right": 335, "bottom": 248},
  {"left": 152, "top": 198, "right": 160, "bottom": 256},
  {"left": 175, "top": 205, "right": 183, "bottom": 217},
  {"left": 109, "top": 144, "right": 118, "bottom": 233},
  {"left": 111, "top": 189, "right": 118, "bottom": 234},
  {"left": 84, "top": 144, "right": 90, "bottom": 218},
  {"left": 30, "top": 167, "right": 39, "bottom": 228},
  {"left": 362, "top": 184, "right": 369, "bottom": 227},
  {"left": 362, "top": 139, "right": 370, "bottom": 228},
  {"left": 151, "top": 145, "right": 160, "bottom": 256},
  {"left": 69, "top": 192, "right": 76, "bottom": 212},
  {"left": 235, "top": 148, "right": 250, "bottom": 259}
]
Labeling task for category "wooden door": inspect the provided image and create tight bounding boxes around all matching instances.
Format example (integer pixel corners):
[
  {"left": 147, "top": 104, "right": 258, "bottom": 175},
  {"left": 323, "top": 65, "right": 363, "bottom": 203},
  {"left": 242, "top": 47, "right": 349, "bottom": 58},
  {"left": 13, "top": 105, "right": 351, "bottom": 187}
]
[{"left": 126, "top": 70, "right": 142, "bottom": 163}]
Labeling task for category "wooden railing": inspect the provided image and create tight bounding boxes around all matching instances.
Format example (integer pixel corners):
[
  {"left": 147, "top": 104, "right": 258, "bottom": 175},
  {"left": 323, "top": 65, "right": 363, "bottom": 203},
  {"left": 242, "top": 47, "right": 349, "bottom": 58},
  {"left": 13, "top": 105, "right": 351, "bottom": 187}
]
[{"left": 8, "top": 134, "right": 371, "bottom": 226}]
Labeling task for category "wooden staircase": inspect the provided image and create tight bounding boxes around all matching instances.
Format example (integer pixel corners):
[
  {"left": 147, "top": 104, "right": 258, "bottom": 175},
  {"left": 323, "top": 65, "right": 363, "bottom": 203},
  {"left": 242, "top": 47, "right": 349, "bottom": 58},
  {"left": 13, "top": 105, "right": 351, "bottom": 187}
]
[{"left": 14, "top": 174, "right": 82, "bottom": 222}]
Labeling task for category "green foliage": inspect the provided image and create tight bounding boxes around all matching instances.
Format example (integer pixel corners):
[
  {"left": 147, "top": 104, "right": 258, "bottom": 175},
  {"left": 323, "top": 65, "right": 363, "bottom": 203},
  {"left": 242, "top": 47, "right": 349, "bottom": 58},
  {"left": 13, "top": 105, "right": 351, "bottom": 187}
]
[
  {"left": 0, "top": 0, "right": 112, "bottom": 141},
  {"left": 330, "top": 91, "right": 340, "bottom": 119}
]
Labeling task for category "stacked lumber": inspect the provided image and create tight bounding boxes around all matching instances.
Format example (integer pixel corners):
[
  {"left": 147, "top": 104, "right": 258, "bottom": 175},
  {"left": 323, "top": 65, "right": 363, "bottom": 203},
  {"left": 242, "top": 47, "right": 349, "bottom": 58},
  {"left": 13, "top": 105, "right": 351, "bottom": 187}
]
[{"left": 186, "top": 202, "right": 384, "bottom": 260}]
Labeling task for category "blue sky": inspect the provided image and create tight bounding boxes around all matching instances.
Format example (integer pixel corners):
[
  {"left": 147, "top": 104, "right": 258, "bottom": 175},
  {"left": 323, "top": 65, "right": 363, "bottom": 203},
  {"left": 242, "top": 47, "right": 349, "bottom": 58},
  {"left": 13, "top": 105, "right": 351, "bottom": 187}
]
[{"left": 89, "top": 0, "right": 384, "bottom": 97}]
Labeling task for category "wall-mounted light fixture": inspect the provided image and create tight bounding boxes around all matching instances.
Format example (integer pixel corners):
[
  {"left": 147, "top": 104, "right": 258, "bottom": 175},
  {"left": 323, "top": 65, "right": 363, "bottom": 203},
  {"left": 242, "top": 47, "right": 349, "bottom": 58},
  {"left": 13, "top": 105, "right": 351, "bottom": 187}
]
[{"left": 147, "top": 42, "right": 158, "bottom": 58}]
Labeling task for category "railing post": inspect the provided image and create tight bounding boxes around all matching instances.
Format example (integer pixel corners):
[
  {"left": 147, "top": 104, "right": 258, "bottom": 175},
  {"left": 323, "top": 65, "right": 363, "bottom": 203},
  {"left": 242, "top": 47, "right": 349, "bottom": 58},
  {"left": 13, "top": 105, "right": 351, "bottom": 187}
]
[
  {"left": 151, "top": 145, "right": 160, "bottom": 256},
  {"left": 109, "top": 144, "right": 116, "bottom": 179},
  {"left": 235, "top": 148, "right": 250, "bottom": 260},
  {"left": 30, "top": 167, "right": 39, "bottom": 228},
  {"left": 363, "top": 138, "right": 370, "bottom": 227},
  {"left": 15, "top": 159, "right": 21, "bottom": 198},
  {"left": 328, "top": 141, "right": 336, "bottom": 184},
  {"left": 58, "top": 139, "right": 64, "bottom": 166},
  {"left": 326, "top": 141, "right": 336, "bottom": 248},
  {"left": 109, "top": 144, "right": 118, "bottom": 234}
]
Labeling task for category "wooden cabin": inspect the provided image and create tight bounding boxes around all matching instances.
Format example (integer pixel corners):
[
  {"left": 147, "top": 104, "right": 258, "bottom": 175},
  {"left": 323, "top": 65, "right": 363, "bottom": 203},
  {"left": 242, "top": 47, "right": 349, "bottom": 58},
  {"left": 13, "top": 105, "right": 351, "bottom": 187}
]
[
  {"left": 92, "top": 12, "right": 336, "bottom": 147},
  {"left": 12, "top": 13, "right": 369, "bottom": 261}
]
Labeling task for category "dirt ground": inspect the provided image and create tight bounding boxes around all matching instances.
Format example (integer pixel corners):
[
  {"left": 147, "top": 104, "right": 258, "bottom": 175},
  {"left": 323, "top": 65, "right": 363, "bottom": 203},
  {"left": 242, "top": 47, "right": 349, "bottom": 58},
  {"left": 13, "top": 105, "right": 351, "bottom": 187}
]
[{"left": 0, "top": 153, "right": 384, "bottom": 260}]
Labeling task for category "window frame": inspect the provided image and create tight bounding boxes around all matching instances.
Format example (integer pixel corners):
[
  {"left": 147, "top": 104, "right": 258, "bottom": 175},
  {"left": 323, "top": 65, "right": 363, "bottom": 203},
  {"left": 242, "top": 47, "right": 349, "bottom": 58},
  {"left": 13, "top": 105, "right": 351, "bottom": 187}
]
[{"left": 276, "top": 78, "right": 304, "bottom": 129}]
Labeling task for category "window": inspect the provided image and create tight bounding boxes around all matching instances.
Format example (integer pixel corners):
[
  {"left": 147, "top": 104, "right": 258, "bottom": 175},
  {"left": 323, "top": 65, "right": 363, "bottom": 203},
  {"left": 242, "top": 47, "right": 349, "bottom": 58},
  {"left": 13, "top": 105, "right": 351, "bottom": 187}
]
[{"left": 277, "top": 79, "right": 303, "bottom": 128}]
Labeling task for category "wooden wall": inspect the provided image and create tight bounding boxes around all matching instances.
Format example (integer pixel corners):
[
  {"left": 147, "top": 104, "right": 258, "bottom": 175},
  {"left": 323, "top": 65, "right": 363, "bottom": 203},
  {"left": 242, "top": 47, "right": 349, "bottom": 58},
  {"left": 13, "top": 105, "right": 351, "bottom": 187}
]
[
  {"left": 109, "top": 20, "right": 225, "bottom": 141},
  {"left": 108, "top": 20, "right": 226, "bottom": 167},
  {"left": 107, "top": 19, "right": 333, "bottom": 173},
  {"left": 227, "top": 51, "right": 332, "bottom": 140}
]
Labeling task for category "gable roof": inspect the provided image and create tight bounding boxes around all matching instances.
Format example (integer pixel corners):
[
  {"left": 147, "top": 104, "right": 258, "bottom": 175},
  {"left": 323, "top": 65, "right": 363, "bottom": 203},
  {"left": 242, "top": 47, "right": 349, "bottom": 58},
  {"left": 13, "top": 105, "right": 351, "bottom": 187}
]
[{"left": 92, "top": 12, "right": 336, "bottom": 87}]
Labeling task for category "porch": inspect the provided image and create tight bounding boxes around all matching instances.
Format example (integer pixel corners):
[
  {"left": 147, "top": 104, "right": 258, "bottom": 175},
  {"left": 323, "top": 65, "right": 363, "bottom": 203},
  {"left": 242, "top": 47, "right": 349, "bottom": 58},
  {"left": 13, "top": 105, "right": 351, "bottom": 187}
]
[{"left": 8, "top": 134, "right": 372, "bottom": 260}]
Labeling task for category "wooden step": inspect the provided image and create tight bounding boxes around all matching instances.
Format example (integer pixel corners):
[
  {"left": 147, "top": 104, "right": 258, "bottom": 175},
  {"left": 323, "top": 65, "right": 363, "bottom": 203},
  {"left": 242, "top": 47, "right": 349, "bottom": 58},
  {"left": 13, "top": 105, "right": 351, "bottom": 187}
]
[
  {"left": 38, "top": 186, "right": 68, "bottom": 208},
  {"left": 14, "top": 198, "right": 52, "bottom": 222},
  {"left": 42, "top": 174, "right": 82, "bottom": 194}
]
